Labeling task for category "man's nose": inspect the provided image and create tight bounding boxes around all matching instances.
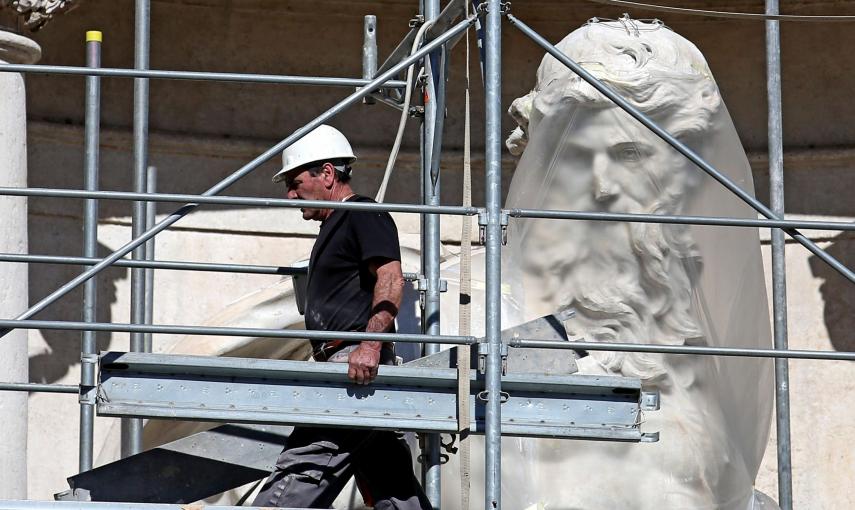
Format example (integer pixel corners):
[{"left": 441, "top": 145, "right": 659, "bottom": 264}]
[
  {"left": 286, "top": 188, "right": 299, "bottom": 199},
  {"left": 592, "top": 154, "right": 620, "bottom": 202}
]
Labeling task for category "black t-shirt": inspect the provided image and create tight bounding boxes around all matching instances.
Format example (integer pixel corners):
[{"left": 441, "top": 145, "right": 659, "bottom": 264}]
[{"left": 304, "top": 195, "right": 401, "bottom": 350}]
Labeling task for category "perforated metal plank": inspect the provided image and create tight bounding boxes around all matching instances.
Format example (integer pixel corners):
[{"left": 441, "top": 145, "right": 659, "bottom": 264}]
[{"left": 97, "top": 352, "right": 658, "bottom": 442}]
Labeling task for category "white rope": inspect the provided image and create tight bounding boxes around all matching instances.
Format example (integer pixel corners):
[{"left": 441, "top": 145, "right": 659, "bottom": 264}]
[
  {"left": 375, "top": 20, "right": 435, "bottom": 203},
  {"left": 457, "top": 4, "right": 474, "bottom": 508},
  {"left": 586, "top": 0, "right": 855, "bottom": 22}
]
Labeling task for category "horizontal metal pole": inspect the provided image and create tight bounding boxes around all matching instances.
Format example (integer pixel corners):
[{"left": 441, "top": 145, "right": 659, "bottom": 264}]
[
  {"left": 507, "top": 14, "right": 855, "bottom": 285},
  {"left": 0, "top": 502, "right": 305, "bottom": 510},
  {"left": 4, "top": 318, "right": 850, "bottom": 361},
  {"left": 586, "top": 0, "right": 855, "bottom": 22},
  {"left": 11, "top": 184, "right": 855, "bottom": 231},
  {"left": 0, "top": 63, "right": 407, "bottom": 89},
  {"left": 512, "top": 339, "right": 855, "bottom": 361},
  {"left": 0, "top": 253, "right": 418, "bottom": 281},
  {"left": 0, "top": 253, "right": 308, "bottom": 275},
  {"left": 0, "top": 319, "right": 475, "bottom": 345},
  {"left": 507, "top": 208, "right": 855, "bottom": 231},
  {"left": 0, "top": 382, "right": 79, "bottom": 394},
  {"left": 0, "top": 187, "right": 480, "bottom": 216}
]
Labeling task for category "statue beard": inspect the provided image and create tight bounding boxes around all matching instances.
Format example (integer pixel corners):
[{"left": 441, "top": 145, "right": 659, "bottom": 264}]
[{"left": 519, "top": 199, "right": 703, "bottom": 385}]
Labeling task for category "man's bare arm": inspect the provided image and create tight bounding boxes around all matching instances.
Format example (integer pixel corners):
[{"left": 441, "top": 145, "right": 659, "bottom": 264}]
[
  {"left": 366, "top": 258, "right": 404, "bottom": 333},
  {"left": 347, "top": 258, "right": 405, "bottom": 384}
]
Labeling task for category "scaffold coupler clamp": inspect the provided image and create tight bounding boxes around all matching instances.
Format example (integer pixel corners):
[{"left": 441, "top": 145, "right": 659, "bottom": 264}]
[
  {"left": 476, "top": 2, "right": 511, "bottom": 15},
  {"left": 416, "top": 276, "right": 448, "bottom": 308},
  {"left": 478, "top": 341, "right": 508, "bottom": 375},
  {"left": 478, "top": 211, "right": 509, "bottom": 245},
  {"left": 639, "top": 391, "right": 661, "bottom": 443},
  {"left": 78, "top": 353, "right": 98, "bottom": 406}
]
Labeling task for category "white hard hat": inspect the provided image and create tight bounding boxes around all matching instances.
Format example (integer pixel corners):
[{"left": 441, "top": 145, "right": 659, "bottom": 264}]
[{"left": 272, "top": 125, "right": 357, "bottom": 183}]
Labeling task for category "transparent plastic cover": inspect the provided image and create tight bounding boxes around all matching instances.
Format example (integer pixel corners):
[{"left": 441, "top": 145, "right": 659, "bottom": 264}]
[{"left": 440, "top": 19, "right": 774, "bottom": 509}]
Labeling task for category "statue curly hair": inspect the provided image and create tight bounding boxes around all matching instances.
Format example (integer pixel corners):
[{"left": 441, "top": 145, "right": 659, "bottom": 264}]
[{"left": 1, "top": 0, "right": 77, "bottom": 31}]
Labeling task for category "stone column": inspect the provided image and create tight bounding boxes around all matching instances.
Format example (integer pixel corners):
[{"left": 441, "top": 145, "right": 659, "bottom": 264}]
[{"left": 0, "top": 29, "right": 41, "bottom": 499}]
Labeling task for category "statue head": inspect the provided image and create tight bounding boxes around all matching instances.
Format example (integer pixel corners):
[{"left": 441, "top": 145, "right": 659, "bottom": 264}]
[
  {"left": 504, "top": 19, "right": 727, "bottom": 382},
  {"left": 507, "top": 18, "right": 721, "bottom": 155}
]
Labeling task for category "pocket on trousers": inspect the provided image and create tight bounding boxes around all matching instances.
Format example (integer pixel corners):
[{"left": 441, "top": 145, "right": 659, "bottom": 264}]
[{"left": 274, "top": 440, "right": 340, "bottom": 484}]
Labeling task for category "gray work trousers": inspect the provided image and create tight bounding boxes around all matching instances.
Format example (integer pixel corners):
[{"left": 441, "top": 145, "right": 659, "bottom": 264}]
[
  {"left": 253, "top": 344, "right": 429, "bottom": 509},
  {"left": 252, "top": 426, "right": 431, "bottom": 509}
]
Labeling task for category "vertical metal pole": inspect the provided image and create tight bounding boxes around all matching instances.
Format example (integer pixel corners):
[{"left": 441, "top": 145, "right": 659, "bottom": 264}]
[
  {"left": 79, "top": 30, "right": 102, "bottom": 473},
  {"left": 122, "top": 0, "right": 150, "bottom": 458},
  {"left": 421, "top": 0, "right": 443, "bottom": 506},
  {"left": 766, "top": 2, "right": 793, "bottom": 508},
  {"left": 483, "top": 1, "right": 502, "bottom": 508},
  {"left": 143, "top": 166, "right": 157, "bottom": 353},
  {"left": 362, "top": 15, "right": 377, "bottom": 105}
]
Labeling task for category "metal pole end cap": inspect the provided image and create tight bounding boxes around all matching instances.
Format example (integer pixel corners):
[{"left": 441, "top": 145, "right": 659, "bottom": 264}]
[{"left": 86, "top": 31, "right": 103, "bottom": 43}]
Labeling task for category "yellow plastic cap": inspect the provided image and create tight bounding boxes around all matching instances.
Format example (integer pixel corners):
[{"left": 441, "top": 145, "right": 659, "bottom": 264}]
[{"left": 86, "top": 31, "right": 103, "bottom": 43}]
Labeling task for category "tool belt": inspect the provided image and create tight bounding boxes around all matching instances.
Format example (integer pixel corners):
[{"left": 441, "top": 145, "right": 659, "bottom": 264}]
[
  {"left": 311, "top": 340, "right": 353, "bottom": 362},
  {"left": 312, "top": 340, "right": 398, "bottom": 365}
]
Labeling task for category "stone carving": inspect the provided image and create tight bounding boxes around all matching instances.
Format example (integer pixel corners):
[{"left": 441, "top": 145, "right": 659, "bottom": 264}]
[
  {"left": 445, "top": 17, "right": 776, "bottom": 509},
  {"left": 1, "top": 0, "right": 77, "bottom": 31}
]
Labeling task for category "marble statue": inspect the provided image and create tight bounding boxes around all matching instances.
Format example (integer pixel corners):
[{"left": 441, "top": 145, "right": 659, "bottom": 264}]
[
  {"left": 1, "top": 0, "right": 77, "bottom": 31},
  {"left": 438, "top": 17, "right": 776, "bottom": 509}
]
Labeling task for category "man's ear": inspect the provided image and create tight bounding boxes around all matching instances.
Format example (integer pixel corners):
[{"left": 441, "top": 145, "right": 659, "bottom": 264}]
[{"left": 321, "top": 162, "right": 336, "bottom": 188}]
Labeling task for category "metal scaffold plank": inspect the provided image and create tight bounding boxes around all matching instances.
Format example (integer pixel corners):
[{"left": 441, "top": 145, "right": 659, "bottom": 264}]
[
  {"left": 58, "top": 424, "right": 290, "bottom": 503},
  {"left": 96, "top": 352, "right": 658, "bottom": 442}
]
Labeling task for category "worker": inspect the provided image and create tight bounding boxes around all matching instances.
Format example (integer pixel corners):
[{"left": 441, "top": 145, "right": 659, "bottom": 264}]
[{"left": 252, "top": 124, "right": 431, "bottom": 509}]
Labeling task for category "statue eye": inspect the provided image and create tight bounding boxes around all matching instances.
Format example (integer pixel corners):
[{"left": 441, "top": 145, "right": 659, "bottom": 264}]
[{"left": 614, "top": 143, "right": 642, "bottom": 163}]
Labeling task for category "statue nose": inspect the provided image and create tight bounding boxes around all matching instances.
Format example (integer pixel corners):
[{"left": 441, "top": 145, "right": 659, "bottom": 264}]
[{"left": 592, "top": 155, "right": 620, "bottom": 202}]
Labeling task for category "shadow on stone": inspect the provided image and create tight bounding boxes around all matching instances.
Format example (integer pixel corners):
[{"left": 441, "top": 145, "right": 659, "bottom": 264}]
[
  {"left": 808, "top": 231, "right": 855, "bottom": 353},
  {"left": 29, "top": 238, "right": 127, "bottom": 384}
]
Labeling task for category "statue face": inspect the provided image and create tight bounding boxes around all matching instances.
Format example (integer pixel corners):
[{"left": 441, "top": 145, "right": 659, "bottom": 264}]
[
  {"left": 543, "top": 106, "right": 673, "bottom": 216},
  {"left": 510, "top": 104, "right": 703, "bottom": 355},
  {"left": 519, "top": 105, "right": 680, "bottom": 309}
]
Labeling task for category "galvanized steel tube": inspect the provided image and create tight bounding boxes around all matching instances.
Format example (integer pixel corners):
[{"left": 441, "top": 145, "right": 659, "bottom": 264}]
[
  {"left": 0, "top": 502, "right": 279, "bottom": 510},
  {"left": 0, "top": 383, "right": 78, "bottom": 394},
  {"left": 0, "top": 187, "right": 480, "bottom": 215},
  {"left": 507, "top": 207, "right": 855, "bottom": 231},
  {"left": 362, "top": 15, "right": 378, "bottom": 105},
  {"left": 143, "top": 167, "right": 157, "bottom": 353},
  {"left": 507, "top": 14, "right": 855, "bottom": 285},
  {"left": 0, "top": 319, "right": 475, "bottom": 346},
  {"left": 9, "top": 184, "right": 855, "bottom": 231},
  {"left": 79, "top": 30, "right": 101, "bottom": 473},
  {"left": 123, "top": 0, "right": 150, "bottom": 458},
  {"left": 1, "top": 15, "right": 476, "bottom": 338},
  {"left": 766, "top": 1, "right": 793, "bottom": 507},
  {"left": 0, "top": 63, "right": 408, "bottom": 89},
  {"left": 484, "top": 1, "right": 503, "bottom": 507},
  {"left": 510, "top": 339, "right": 855, "bottom": 362},
  {"left": 2, "top": 315, "right": 854, "bottom": 361},
  {"left": 422, "top": 0, "right": 444, "bottom": 505}
]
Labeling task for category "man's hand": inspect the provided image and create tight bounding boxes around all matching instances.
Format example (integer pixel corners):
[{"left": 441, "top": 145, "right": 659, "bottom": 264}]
[{"left": 348, "top": 341, "right": 382, "bottom": 385}]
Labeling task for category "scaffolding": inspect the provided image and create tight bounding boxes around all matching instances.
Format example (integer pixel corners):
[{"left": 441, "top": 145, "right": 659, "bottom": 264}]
[{"left": 0, "top": 1, "right": 854, "bottom": 509}]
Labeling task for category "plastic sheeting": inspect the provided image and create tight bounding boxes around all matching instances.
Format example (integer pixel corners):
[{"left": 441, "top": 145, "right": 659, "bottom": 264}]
[{"left": 439, "top": 19, "right": 774, "bottom": 509}]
